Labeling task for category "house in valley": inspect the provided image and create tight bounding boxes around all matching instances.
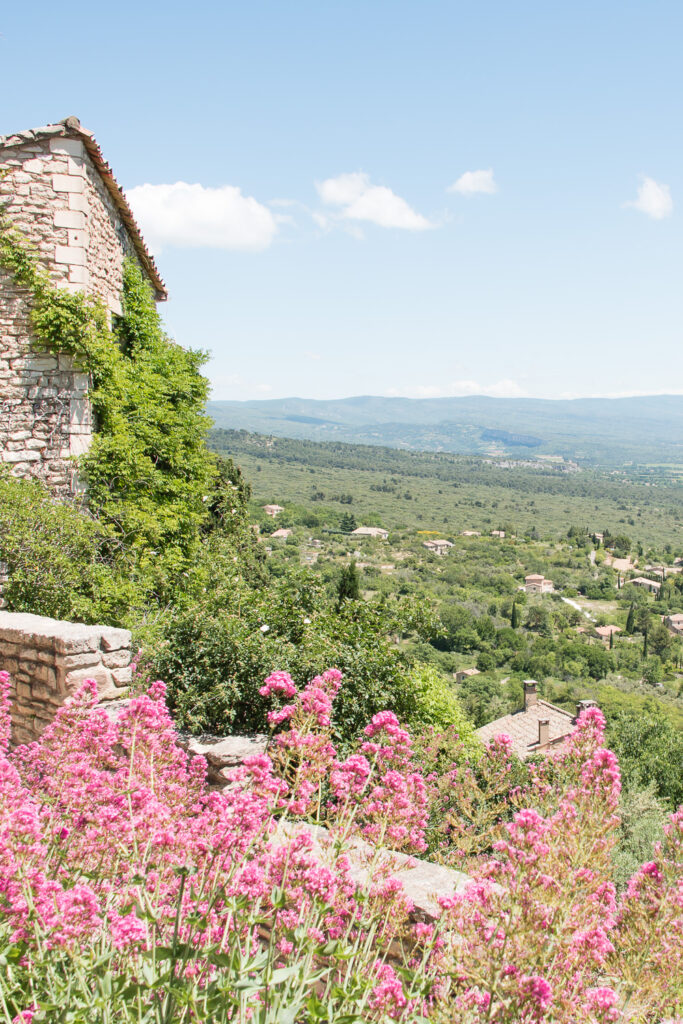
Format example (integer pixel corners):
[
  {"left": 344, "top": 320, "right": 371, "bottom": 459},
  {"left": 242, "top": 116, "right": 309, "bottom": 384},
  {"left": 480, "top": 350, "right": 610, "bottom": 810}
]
[
  {"left": 454, "top": 667, "right": 480, "bottom": 683},
  {"left": 423, "top": 539, "right": 454, "bottom": 555},
  {"left": 352, "top": 526, "right": 389, "bottom": 540},
  {"left": 262, "top": 504, "right": 285, "bottom": 517},
  {"left": 476, "top": 681, "right": 589, "bottom": 760},
  {"left": 524, "top": 573, "right": 553, "bottom": 594},
  {"left": 629, "top": 577, "right": 662, "bottom": 594},
  {"left": 664, "top": 613, "right": 683, "bottom": 636}
]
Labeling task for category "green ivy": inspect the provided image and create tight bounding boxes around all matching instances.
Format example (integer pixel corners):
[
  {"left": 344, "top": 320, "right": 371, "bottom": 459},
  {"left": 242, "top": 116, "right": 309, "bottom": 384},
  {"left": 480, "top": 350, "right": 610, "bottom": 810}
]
[{"left": 0, "top": 221, "right": 244, "bottom": 609}]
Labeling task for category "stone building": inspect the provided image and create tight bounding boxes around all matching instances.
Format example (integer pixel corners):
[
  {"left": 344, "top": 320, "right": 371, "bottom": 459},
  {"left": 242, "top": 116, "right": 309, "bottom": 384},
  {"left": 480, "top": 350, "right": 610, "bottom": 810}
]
[
  {"left": 0, "top": 116, "right": 165, "bottom": 495},
  {"left": 476, "top": 681, "right": 592, "bottom": 760}
]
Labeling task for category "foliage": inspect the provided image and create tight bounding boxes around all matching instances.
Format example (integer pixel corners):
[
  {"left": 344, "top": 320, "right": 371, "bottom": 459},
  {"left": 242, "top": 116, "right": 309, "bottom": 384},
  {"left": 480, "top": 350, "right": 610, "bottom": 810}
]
[
  {"left": 142, "top": 580, "right": 426, "bottom": 743},
  {"left": 405, "top": 664, "right": 480, "bottom": 737},
  {"left": 0, "top": 473, "right": 142, "bottom": 623},
  {"left": 0, "top": 223, "right": 233, "bottom": 610},
  {"left": 606, "top": 708, "right": 683, "bottom": 808},
  {"left": 336, "top": 561, "right": 361, "bottom": 607},
  {"left": 1, "top": 671, "right": 681, "bottom": 1023}
]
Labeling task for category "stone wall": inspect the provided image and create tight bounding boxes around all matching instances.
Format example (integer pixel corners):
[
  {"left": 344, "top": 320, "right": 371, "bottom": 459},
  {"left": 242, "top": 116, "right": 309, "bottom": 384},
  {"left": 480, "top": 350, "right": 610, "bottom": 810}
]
[
  {"left": 0, "top": 610, "right": 132, "bottom": 746},
  {"left": 0, "top": 126, "right": 150, "bottom": 494}
]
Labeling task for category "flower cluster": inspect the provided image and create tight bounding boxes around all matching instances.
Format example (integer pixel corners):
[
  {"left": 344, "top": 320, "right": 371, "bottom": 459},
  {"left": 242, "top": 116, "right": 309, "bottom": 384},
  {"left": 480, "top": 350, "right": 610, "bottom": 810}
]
[{"left": 0, "top": 664, "right": 680, "bottom": 1023}]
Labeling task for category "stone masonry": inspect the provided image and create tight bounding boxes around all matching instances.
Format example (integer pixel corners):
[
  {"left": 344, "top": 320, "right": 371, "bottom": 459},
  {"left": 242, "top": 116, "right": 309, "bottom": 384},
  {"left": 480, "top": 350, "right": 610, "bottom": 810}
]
[
  {"left": 0, "top": 609, "right": 132, "bottom": 746},
  {"left": 0, "top": 116, "right": 166, "bottom": 495}
]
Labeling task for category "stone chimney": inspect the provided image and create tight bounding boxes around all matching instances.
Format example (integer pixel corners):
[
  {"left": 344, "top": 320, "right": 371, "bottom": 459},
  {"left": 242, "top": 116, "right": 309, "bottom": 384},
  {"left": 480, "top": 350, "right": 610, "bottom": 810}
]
[
  {"left": 575, "top": 698, "right": 598, "bottom": 721},
  {"left": 524, "top": 680, "right": 538, "bottom": 710},
  {"left": 538, "top": 719, "right": 550, "bottom": 746}
]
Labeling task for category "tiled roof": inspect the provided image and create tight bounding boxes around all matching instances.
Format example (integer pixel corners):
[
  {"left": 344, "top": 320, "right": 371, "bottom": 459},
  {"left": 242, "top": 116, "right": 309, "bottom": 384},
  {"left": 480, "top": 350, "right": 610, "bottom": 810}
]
[
  {"left": 476, "top": 699, "right": 575, "bottom": 760},
  {"left": 0, "top": 117, "right": 166, "bottom": 300}
]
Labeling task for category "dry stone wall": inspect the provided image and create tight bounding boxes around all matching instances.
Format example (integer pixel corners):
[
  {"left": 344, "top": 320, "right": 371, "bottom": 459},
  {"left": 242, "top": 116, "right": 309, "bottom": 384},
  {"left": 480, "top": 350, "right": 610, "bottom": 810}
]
[
  {"left": 0, "top": 610, "right": 132, "bottom": 746},
  {"left": 0, "top": 124, "right": 152, "bottom": 494}
]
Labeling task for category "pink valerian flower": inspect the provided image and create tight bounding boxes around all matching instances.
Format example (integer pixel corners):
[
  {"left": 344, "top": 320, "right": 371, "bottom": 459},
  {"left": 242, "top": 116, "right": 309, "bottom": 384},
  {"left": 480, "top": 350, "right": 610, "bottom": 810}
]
[
  {"left": 259, "top": 671, "right": 297, "bottom": 699},
  {"left": 267, "top": 704, "right": 296, "bottom": 726},
  {"left": 109, "top": 910, "right": 147, "bottom": 951},
  {"left": 517, "top": 974, "right": 553, "bottom": 1017},
  {"left": 583, "top": 986, "right": 620, "bottom": 1023},
  {"left": 368, "top": 961, "right": 407, "bottom": 1016},
  {"left": 11, "top": 1008, "right": 36, "bottom": 1024}
]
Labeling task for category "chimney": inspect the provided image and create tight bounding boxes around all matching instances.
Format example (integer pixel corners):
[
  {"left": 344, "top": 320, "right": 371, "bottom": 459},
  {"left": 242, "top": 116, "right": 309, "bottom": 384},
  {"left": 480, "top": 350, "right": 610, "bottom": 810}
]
[
  {"left": 538, "top": 719, "right": 550, "bottom": 746},
  {"left": 524, "top": 680, "right": 538, "bottom": 710},
  {"left": 575, "top": 698, "right": 598, "bottom": 720}
]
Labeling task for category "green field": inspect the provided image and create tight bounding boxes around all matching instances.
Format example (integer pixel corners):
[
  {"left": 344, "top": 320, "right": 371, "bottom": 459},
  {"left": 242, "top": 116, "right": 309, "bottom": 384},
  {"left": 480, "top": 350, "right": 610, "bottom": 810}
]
[{"left": 211, "top": 429, "right": 683, "bottom": 549}]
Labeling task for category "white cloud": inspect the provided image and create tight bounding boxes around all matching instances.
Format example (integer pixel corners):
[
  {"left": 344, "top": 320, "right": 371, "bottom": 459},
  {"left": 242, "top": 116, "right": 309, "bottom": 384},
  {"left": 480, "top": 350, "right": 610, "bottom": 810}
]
[
  {"left": 126, "top": 181, "right": 278, "bottom": 252},
  {"left": 316, "top": 172, "right": 432, "bottom": 230},
  {"left": 624, "top": 176, "right": 673, "bottom": 220},
  {"left": 447, "top": 169, "right": 498, "bottom": 196},
  {"left": 387, "top": 379, "right": 525, "bottom": 399}
]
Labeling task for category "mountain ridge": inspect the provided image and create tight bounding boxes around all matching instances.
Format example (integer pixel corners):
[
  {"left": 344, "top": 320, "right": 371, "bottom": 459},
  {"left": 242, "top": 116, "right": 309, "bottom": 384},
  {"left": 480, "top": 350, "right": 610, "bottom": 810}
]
[{"left": 206, "top": 394, "right": 683, "bottom": 465}]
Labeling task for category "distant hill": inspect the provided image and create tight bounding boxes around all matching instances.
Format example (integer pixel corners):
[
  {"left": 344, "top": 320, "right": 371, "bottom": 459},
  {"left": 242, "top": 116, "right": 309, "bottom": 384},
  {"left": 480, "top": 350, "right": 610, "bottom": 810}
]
[{"left": 206, "top": 395, "right": 683, "bottom": 465}]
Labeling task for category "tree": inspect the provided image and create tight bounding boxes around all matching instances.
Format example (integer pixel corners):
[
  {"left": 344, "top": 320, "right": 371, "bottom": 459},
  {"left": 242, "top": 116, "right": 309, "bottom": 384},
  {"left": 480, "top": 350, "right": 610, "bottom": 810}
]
[
  {"left": 649, "top": 620, "right": 672, "bottom": 659},
  {"left": 336, "top": 561, "right": 360, "bottom": 607},
  {"left": 511, "top": 602, "right": 521, "bottom": 629},
  {"left": 339, "top": 512, "right": 357, "bottom": 533},
  {"left": 625, "top": 602, "right": 635, "bottom": 635}
]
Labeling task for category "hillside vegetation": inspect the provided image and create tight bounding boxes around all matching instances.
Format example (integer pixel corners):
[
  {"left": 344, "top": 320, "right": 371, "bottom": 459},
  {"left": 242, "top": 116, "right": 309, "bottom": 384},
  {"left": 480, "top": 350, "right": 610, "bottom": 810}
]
[{"left": 207, "top": 394, "right": 683, "bottom": 465}]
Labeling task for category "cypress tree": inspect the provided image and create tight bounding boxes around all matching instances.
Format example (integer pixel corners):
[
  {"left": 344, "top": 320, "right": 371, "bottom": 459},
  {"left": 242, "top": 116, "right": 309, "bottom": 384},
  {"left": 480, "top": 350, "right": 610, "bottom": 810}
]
[
  {"left": 511, "top": 602, "right": 521, "bottom": 629},
  {"left": 336, "top": 561, "right": 361, "bottom": 608},
  {"left": 626, "top": 602, "right": 635, "bottom": 635}
]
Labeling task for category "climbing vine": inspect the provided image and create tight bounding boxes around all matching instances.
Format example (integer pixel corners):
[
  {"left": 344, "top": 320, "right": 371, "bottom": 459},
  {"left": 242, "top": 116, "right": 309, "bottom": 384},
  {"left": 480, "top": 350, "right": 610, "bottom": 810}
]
[{"left": 0, "top": 221, "right": 250, "bottom": 608}]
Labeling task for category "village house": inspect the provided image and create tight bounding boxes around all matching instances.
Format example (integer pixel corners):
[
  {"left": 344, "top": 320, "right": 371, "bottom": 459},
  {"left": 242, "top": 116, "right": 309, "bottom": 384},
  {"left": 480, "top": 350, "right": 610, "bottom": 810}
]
[
  {"left": 262, "top": 504, "right": 285, "bottom": 517},
  {"left": 491, "top": 530, "right": 506, "bottom": 538},
  {"left": 352, "top": 526, "right": 389, "bottom": 540},
  {"left": 628, "top": 576, "right": 662, "bottom": 594},
  {"left": 454, "top": 667, "right": 480, "bottom": 683},
  {"left": 461, "top": 530, "right": 481, "bottom": 537},
  {"left": 664, "top": 613, "right": 683, "bottom": 637},
  {"left": 524, "top": 573, "right": 553, "bottom": 594},
  {"left": 423, "top": 539, "right": 454, "bottom": 555},
  {"left": 595, "top": 625, "right": 621, "bottom": 644},
  {"left": 270, "top": 528, "right": 292, "bottom": 539},
  {"left": 477, "top": 681, "right": 591, "bottom": 760},
  {"left": 0, "top": 117, "right": 165, "bottom": 495}
]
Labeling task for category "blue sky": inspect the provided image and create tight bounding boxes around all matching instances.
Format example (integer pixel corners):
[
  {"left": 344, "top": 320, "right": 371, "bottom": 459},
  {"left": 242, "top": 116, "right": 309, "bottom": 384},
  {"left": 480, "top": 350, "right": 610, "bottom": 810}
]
[{"left": 3, "top": 1, "right": 681, "bottom": 400}]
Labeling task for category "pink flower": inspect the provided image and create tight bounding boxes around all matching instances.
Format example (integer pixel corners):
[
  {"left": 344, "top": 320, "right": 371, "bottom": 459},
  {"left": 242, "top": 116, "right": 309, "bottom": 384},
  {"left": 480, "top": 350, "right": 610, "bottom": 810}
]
[{"left": 259, "top": 671, "right": 297, "bottom": 698}]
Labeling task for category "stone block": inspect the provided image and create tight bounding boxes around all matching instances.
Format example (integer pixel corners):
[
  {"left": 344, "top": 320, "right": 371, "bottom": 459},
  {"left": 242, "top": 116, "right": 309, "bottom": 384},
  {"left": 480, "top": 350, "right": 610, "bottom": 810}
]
[
  {"left": 31, "top": 663, "right": 57, "bottom": 687},
  {"left": 23, "top": 159, "right": 44, "bottom": 173},
  {"left": 69, "top": 433, "right": 91, "bottom": 456},
  {"left": 111, "top": 666, "right": 133, "bottom": 686},
  {"left": 68, "top": 192, "right": 88, "bottom": 212},
  {"left": 56, "top": 652, "right": 102, "bottom": 670},
  {"left": 99, "top": 628, "right": 132, "bottom": 652},
  {"left": 50, "top": 138, "right": 85, "bottom": 158},
  {"left": 55, "top": 245, "right": 86, "bottom": 266},
  {"left": 68, "top": 265, "right": 90, "bottom": 286},
  {"left": 67, "top": 229, "right": 88, "bottom": 248},
  {"left": 53, "top": 209, "right": 85, "bottom": 229},
  {"left": 67, "top": 156, "right": 86, "bottom": 177},
  {"left": 102, "top": 648, "right": 131, "bottom": 669},
  {"left": 178, "top": 733, "right": 270, "bottom": 771},
  {"left": 2, "top": 450, "right": 40, "bottom": 462},
  {"left": 52, "top": 174, "right": 84, "bottom": 193},
  {"left": 62, "top": 665, "right": 115, "bottom": 700}
]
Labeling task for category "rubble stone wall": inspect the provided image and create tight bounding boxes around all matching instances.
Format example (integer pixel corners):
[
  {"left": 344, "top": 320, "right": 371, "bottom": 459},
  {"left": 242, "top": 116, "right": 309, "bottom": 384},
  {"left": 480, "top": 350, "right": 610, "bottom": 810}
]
[
  {"left": 0, "top": 131, "right": 144, "bottom": 494},
  {"left": 0, "top": 610, "right": 132, "bottom": 746}
]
